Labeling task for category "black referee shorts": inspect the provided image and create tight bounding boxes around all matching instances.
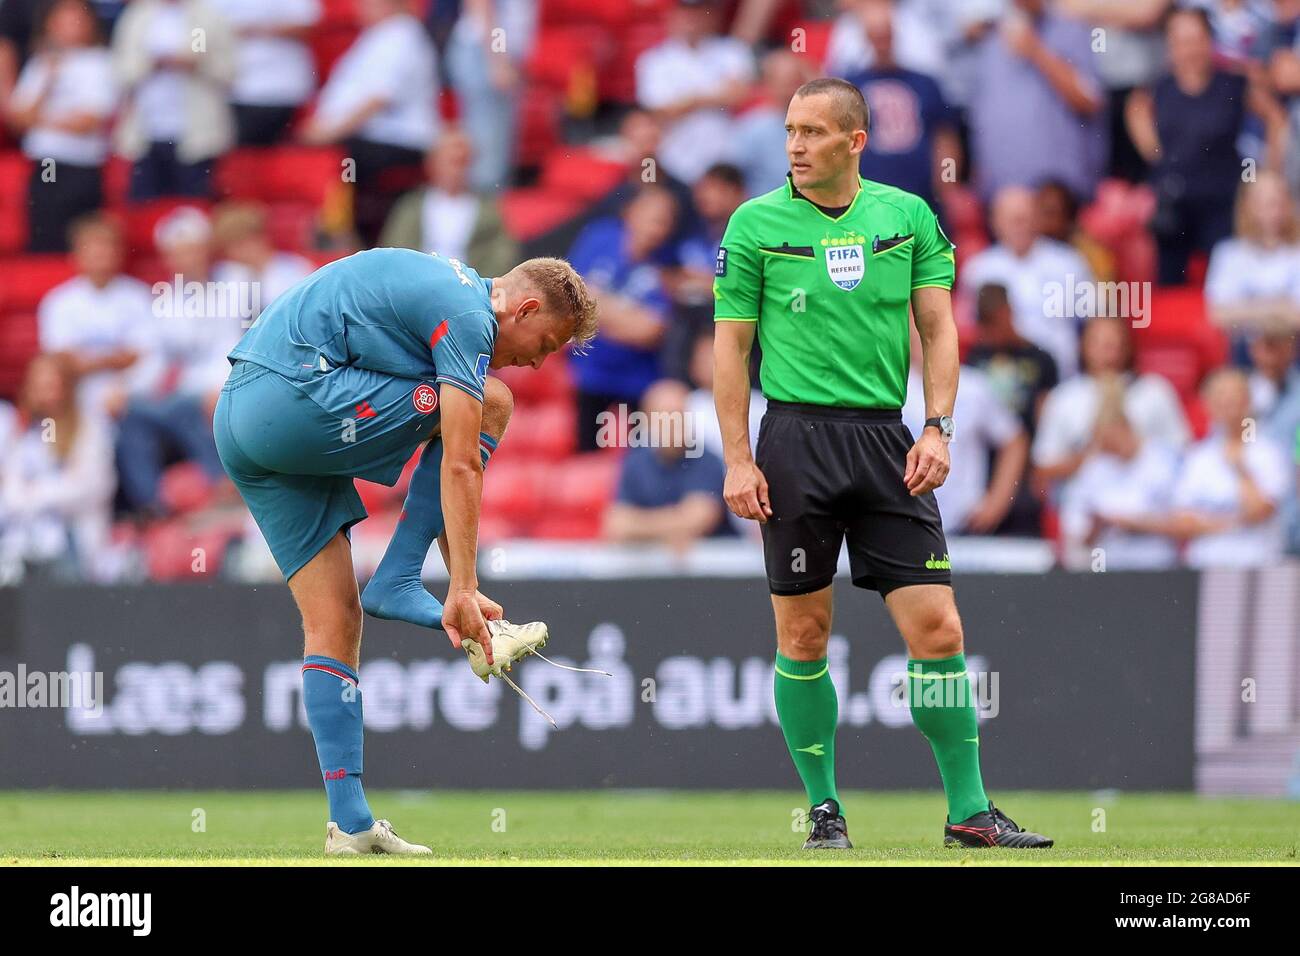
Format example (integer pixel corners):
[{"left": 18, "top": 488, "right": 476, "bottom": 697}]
[{"left": 755, "top": 400, "right": 951, "bottom": 597}]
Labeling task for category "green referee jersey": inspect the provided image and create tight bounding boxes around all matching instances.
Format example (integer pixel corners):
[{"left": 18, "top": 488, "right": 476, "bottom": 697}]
[{"left": 713, "top": 175, "right": 955, "bottom": 409}]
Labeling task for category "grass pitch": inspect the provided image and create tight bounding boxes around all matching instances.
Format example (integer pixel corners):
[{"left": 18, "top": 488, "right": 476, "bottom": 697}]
[{"left": 1, "top": 790, "right": 1297, "bottom": 866}]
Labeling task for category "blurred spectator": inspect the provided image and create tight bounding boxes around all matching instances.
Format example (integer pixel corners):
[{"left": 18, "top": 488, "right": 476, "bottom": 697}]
[
  {"left": 1058, "top": 375, "right": 1180, "bottom": 570},
  {"left": 603, "top": 379, "right": 730, "bottom": 550},
  {"left": 1055, "top": 0, "right": 1171, "bottom": 183},
  {"left": 0, "top": 0, "right": 48, "bottom": 104},
  {"left": 1036, "top": 178, "right": 1115, "bottom": 283},
  {"left": 112, "top": 0, "right": 237, "bottom": 201},
  {"left": 825, "top": 0, "right": 951, "bottom": 81},
  {"left": 1033, "top": 315, "right": 1191, "bottom": 496},
  {"left": 1127, "top": 6, "right": 1287, "bottom": 284},
  {"left": 660, "top": 163, "right": 747, "bottom": 380},
  {"left": 1205, "top": 172, "right": 1300, "bottom": 335},
  {"left": 568, "top": 186, "right": 677, "bottom": 452},
  {"left": 115, "top": 206, "right": 237, "bottom": 515},
  {"left": 635, "top": 0, "right": 755, "bottom": 184},
  {"left": 1269, "top": 0, "right": 1300, "bottom": 195},
  {"left": 1188, "top": 0, "right": 1273, "bottom": 64},
  {"left": 961, "top": 185, "right": 1094, "bottom": 376},
  {"left": 732, "top": 48, "right": 810, "bottom": 197},
  {"left": 1246, "top": 330, "right": 1299, "bottom": 420},
  {"left": 6, "top": 0, "right": 117, "bottom": 252},
  {"left": 964, "top": 282, "right": 1060, "bottom": 436},
  {"left": 684, "top": 330, "right": 765, "bottom": 463},
  {"left": 210, "top": 200, "right": 312, "bottom": 321},
  {"left": 37, "top": 213, "right": 151, "bottom": 418},
  {"left": 445, "top": 0, "right": 535, "bottom": 191},
  {"left": 1168, "top": 368, "right": 1292, "bottom": 567},
  {"left": 967, "top": 0, "right": 1107, "bottom": 203},
  {"left": 843, "top": 0, "right": 960, "bottom": 211},
  {"left": 586, "top": 110, "right": 699, "bottom": 247},
  {"left": 303, "top": 0, "right": 439, "bottom": 245},
  {"left": 216, "top": 0, "right": 320, "bottom": 147},
  {"left": 0, "top": 354, "right": 116, "bottom": 581},
  {"left": 379, "top": 128, "right": 519, "bottom": 277},
  {"left": 903, "top": 332, "right": 1029, "bottom": 535}
]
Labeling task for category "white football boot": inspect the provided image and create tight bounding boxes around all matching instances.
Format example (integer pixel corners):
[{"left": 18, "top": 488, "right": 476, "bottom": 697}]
[
  {"left": 462, "top": 619, "right": 610, "bottom": 727},
  {"left": 463, "top": 619, "right": 550, "bottom": 681},
  {"left": 325, "top": 819, "right": 433, "bottom": 856}
]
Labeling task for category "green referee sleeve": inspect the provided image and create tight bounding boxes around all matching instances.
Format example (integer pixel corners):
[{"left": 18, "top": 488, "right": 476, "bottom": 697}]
[
  {"left": 911, "top": 201, "right": 956, "bottom": 291},
  {"left": 713, "top": 205, "right": 761, "bottom": 320}
]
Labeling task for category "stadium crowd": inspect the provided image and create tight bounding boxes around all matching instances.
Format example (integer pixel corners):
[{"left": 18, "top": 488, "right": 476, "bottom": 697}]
[{"left": 0, "top": 0, "right": 1297, "bottom": 582}]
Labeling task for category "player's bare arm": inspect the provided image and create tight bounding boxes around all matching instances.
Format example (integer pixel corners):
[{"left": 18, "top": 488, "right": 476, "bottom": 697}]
[
  {"left": 714, "top": 319, "right": 770, "bottom": 522},
  {"left": 437, "top": 383, "right": 493, "bottom": 660},
  {"left": 906, "top": 286, "right": 959, "bottom": 497}
]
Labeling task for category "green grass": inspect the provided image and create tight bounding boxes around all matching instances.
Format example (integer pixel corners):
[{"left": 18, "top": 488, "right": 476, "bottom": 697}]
[{"left": 1, "top": 791, "right": 1297, "bottom": 865}]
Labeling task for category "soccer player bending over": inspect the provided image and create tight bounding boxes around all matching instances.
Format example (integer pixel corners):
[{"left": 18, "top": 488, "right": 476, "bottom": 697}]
[
  {"left": 712, "top": 78, "right": 1052, "bottom": 849},
  {"left": 214, "top": 250, "right": 597, "bottom": 854}
]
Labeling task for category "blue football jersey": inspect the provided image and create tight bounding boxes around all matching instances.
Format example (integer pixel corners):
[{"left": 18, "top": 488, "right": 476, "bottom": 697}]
[{"left": 230, "top": 248, "right": 497, "bottom": 402}]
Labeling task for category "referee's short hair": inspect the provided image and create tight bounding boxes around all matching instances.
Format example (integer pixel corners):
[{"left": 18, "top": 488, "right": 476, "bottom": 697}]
[{"left": 792, "top": 77, "right": 869, "bottom": 135}]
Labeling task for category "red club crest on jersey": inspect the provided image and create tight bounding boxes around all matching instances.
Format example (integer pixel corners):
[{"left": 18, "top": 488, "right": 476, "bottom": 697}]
[{"left": 412, "top": 383, "right": 439, "bottom": 414}]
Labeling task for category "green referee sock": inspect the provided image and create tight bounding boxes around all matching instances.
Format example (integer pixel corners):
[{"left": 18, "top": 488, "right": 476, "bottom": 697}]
[
  {"left": 908, "top": 652, "right": 989, "bottom": 823},
  {"left": 774, "top": 653, "right": 840, "bottom": 809}
]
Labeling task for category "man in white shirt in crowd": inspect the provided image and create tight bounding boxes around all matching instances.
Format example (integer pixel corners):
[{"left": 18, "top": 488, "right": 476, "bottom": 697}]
[
  {"left": 961, "top": 184, "right": 1094, "bottom": 377},
  {"left": 635, "top": 0, "right": 754, "bottom": 184},
  {"left": 211, "top": 201, "right": 312, "bottom": 325},
  {"left": 302, "top": 0, "right": 439, "bottom": 244},
  {"left": 1245, "top": 329, "right": 1299, "bottom": 423},
  {"left": 116, "top": 206, "right": 244, "bottom": 515},
  {"left": 217, "top": 0, "right": 321, "bottom": 146},
  {"left": 901, "top": 330, "right": 1029, "bottom": 535},
  {"left": 1058, "top": 376, "right": 1181, "bottom": 570},
  {"left": 6, "top": 0, "right": 118, "bottom": 251},
  {"left": 1033, "top": 315, "right": 1191, "bottom": 502},
  {"left": 1118, "top": 369, "right": 1292, "bottom": 568},
  {"left": 38, "top": 213, "right": 152, "bottom": 420}
]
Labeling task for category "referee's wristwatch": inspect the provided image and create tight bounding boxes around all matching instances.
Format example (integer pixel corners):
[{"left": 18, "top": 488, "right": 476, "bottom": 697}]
[{"left": 924, "top": 415, "right": 955, "bottom": 443}]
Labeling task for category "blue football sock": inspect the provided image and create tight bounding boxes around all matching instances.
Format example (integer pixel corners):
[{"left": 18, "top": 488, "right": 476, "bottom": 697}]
[
  {"left": 302, "top": 656, "right": 374, "bottom": 834},
  {"left": 361, "top": 433, "right": 497, "bottom": 629}
]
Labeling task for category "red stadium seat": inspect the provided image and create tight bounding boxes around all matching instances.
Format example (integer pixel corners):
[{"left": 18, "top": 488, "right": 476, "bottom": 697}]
[
  {"left": 0, "top": 256, "right": 77, "bottom": 311},
  {"left": 530, "top": 511, "right": 602, "bottom": 540},
  {"left": 1132, "top": 286, "right": 1228, "bottom": 397},
  {"left": 540, "top": 453, "right": 620, "bottom": 515},
  {"left": 499, "top": 188, "right": 586, "bottom": 242},
  {"left": 481, "top": 459, "right": 549, "bottom": 523},
  {"left": 0, "top": 309, "right": 39, "bottom": 399},
  {"left": 0, "top": 151, "right": 30, "bottom": 253},
  {"left": 507, "top": 400, "right": 576, "bottom": 461},
  {"left": 490, "top": 353, "right": 573, "bottom": 406},
  {"left": 539, "top": 147, "right": 628, "bottom": 201},
  {"left": 158, "top": 462, "right": 216, "bottom": 515}
]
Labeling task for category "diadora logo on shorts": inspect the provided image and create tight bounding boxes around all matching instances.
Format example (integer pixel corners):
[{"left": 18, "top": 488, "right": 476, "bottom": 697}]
[
  {"left": 412, "top": 383, "right": 439, "bottom": 415},
  {"left": 354, "top": 401, "right": 377, "bottom": 419},
  {"left": 823, "top": 234, "right": 865, "bottom": 290},
  {"left": 324, "top": 768, "right": 347, "bottom": 781}
]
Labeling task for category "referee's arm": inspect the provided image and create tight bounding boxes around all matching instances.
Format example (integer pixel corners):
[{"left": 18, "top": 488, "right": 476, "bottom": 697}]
[
  {"left": 715, "top": 320, "right": 771, "bottom": 522},
  {"left": 907, "top": 285, "right": 959, "bottom": 497}
]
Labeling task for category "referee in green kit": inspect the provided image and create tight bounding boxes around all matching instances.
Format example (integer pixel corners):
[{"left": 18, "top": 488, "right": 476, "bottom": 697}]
[{"left": 713, "top": 78, "right": 1051, "bottom": 850}]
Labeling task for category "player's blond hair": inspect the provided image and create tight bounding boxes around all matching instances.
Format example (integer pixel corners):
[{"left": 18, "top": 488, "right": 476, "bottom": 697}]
[{"left": 513, "top": 257, "right": 599, "bottom": 352}]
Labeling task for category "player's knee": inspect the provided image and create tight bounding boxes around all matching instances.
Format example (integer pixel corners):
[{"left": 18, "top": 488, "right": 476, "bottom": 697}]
[
  {"left": 778, "top": 609, "right": 832, "bottom": 659},
  {"left": 920, "top": 606, "right": 964, "bottom": 657},
  {"left": 481, "top": 377, "right": 514, "bottom": 440},
  {"left": 301, "top": 594, "right": 363, "bottom": 655}
]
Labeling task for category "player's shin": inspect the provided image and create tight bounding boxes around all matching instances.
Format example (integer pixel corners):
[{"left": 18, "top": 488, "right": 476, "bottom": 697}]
[
  {"left": 907, "top": 653, "right": 990, "bottom": 823},
  {"left": 774, "top": 653, "right": 841, "bottom": 809},
  {"left": 361, "top": 434, "right": 497, "bottom": 628},
  {"left": 302, "top": 656, "right": 374, "bottom": 834}
]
